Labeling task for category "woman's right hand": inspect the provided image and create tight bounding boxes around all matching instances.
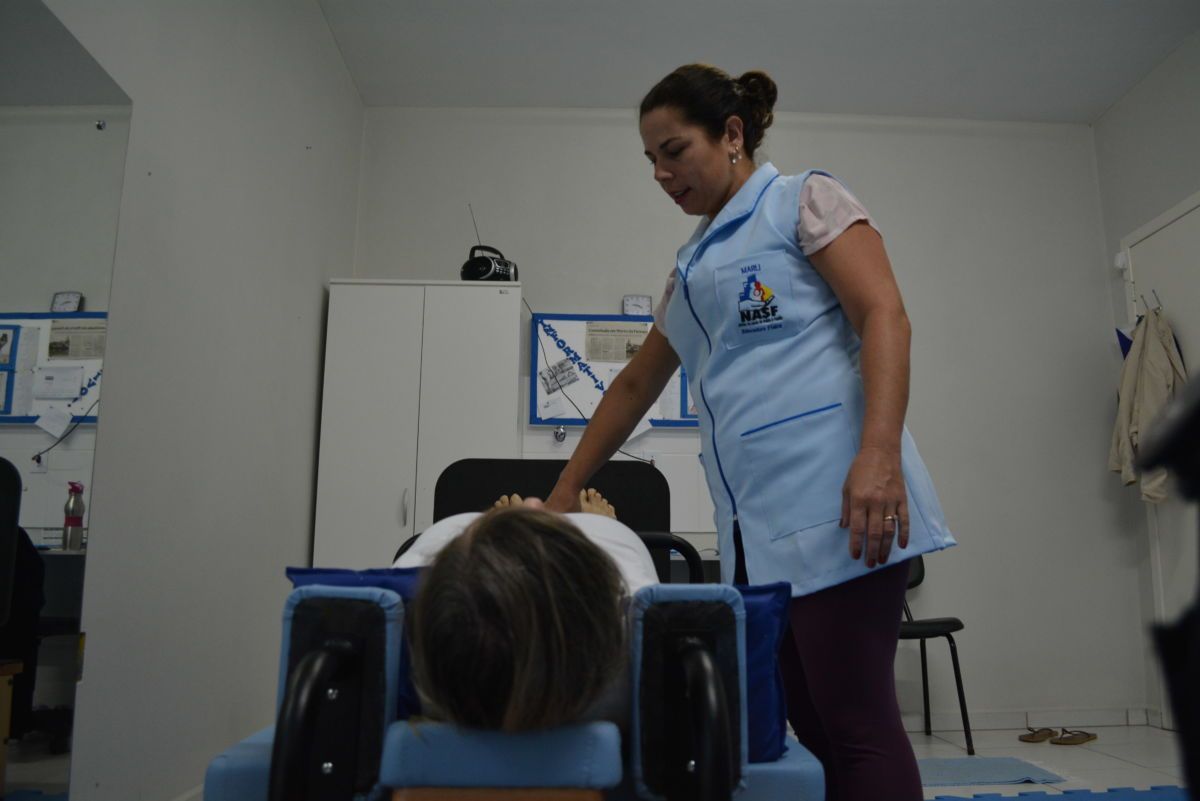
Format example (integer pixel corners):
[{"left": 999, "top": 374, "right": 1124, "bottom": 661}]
[{"left": 544, "top": 482, "right": 584, "bottom": 513}]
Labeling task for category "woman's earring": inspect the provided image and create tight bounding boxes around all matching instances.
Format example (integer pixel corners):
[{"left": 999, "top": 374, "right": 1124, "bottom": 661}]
[{"left": 730, "top": 147, "right": 741, "bottom": 164}]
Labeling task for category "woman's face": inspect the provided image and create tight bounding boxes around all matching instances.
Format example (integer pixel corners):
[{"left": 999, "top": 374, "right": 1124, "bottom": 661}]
[{"left": 640, "top": 106, "right": 745, "bottom": 218}]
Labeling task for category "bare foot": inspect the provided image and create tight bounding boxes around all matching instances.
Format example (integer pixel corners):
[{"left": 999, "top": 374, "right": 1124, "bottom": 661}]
[
  {"left": 579, "top": 488, "right": 617, "bottom": 518},
  {"left": 494, "top": 493, "right": 521, "bottom": 509},
  {"left": 493, "top": 493, "right": 544, "bottom": 510}
]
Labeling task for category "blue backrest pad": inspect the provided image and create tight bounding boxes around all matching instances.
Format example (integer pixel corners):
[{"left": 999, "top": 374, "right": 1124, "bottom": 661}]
[
  {"left": 278, "top": 585, "right": 403, "bottom": 792},
  {"left": 630, "top": 584, "right": 747, "bottom": 800},
  {"left": 286, "top": 567, "right": 422, "bottom": 718}
]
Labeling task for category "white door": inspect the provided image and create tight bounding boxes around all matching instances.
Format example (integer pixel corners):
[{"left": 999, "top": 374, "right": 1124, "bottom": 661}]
[
  {"left": 1125, "top": 196, "right": 1200, "bottom": 730},
  {"left": 313, "top": 283, "right": 424, "bottom": 567},
  {"left": 414, "top": 284, "right": 521, "bottom": 531}
]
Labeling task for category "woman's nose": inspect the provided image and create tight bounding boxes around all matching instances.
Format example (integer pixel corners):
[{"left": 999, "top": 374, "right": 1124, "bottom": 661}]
[{"left": 654, "top": 163, "right": 672, "bottom": 183}]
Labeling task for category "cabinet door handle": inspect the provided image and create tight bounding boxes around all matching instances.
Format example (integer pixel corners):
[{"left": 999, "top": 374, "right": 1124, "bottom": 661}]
[{"left": 401, "top": 488, "right": 409, "bottom": 528}]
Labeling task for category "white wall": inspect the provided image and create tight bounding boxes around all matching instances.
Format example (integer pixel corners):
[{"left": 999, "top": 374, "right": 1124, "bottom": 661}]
[
  {"left": 355, "top": 107, "right": 1146, "bottom": 727},
  {"left": 1093, "top": 30, "right": 1200, "bottom": 729},
  {"left": 41, "top": 2, "right": 364, "bottom": 799},
  {"left": 0, "top": 106, "right": 128, "bottom": 312},
  {"left": 1095, "top": 30, "right": 1200, "bottom": 323}
]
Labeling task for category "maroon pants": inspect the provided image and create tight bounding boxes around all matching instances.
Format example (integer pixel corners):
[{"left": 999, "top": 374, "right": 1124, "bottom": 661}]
[{"left": 734, "top": 527, "right": 922, "bottom": 801}]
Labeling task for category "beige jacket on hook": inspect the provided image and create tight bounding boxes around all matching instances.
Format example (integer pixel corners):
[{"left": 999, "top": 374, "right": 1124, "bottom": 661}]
[{"left": 1109, "top": 308, "right": 1188, "bottom": 502}]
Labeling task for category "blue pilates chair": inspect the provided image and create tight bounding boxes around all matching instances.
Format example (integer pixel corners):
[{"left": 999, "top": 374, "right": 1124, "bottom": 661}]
[
  {"left": 206, "top": 581, "right": 823, "bottom": 801},
  {"left": 205, "top": 459, "right": 825, "bottom": 801}
]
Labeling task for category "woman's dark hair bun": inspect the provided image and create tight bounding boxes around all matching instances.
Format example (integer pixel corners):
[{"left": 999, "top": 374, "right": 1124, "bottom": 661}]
[
  {"left": 737, "top": 70, "right": 777, "bottom": 145},
  {"left": 738, "top": 71, "right": 778, "bottom": 111}
]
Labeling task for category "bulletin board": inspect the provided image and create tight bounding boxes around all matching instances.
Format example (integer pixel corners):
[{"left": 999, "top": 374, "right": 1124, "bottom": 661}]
[
  {"left": 0, "top": 312, "right": 105, "bottom": 425},
  {"left": 529, "top": 313, "right": 697, "bottom": 428}
]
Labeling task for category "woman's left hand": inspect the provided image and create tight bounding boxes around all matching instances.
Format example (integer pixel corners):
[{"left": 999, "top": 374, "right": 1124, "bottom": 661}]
[{"left": 841, "top": 445, "right": 909, "bottom": 568}]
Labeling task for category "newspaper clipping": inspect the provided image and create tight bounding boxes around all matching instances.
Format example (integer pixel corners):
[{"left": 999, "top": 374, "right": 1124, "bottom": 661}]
[
  {"left": 48, "top": 320, "right": 106, "bottom": 360},
  {"left": 584, "top": 321, "right": 649, "bottom": 363},
  {"left": 538, "top": 357, "right": 580, "bottom": 396}
]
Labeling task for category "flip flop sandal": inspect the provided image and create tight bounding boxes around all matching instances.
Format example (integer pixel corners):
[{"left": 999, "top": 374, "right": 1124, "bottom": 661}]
[
  {"left": 1050, "top": 728, "right": 1098, "bottom": 745},
  {"left": 1018, "top": 727, "right": 1057, "bottom": 743}
]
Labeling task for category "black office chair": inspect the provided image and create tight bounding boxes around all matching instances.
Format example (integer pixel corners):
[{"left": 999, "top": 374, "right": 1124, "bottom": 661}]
[
  {"left": 395, "top": 458, "right": 705, "bottom": 583},
  {"left": 0, "top": 457, "right": 46, "bottom": 741},
  {"left": 898, "top": 555, "right": 974, "bottom": 755}
]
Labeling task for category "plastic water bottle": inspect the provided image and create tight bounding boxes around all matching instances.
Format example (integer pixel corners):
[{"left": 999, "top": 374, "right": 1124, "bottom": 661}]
[{"left": 63, "top": 481, "right": 85, "bottom": 550}]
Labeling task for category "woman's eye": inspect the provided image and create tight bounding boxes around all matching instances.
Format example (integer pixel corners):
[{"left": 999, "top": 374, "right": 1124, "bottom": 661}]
[{"left": 668, "top": 147, "right": 684, "bottom": 158}]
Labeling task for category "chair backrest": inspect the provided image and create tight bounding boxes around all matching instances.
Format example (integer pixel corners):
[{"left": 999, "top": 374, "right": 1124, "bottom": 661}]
[
  {"left": 906, "top": 554, "right": 925, "bottom": 591},
  {"left": 432, "top": 458, "right": 669, "bottom": 532},
  {"left": 902, "top": 555, "right": 926, "bottom": 623},
  {"left": 0, "top": 457, "right": 22, "bottom": 626}
]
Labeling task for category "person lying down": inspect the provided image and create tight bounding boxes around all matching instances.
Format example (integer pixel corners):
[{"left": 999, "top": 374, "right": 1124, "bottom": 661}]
[{"left": 395, "top": 490, "right": 658, "bottom": 732}]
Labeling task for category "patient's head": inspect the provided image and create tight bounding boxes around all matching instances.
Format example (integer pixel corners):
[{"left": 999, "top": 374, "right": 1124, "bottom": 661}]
[{"left": 408, "top": 506, "right": 627, "bottom": 731}]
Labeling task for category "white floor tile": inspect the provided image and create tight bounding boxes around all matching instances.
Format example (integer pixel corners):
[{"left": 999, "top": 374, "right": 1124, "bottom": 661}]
[
  {"left": 911, "top": 741, "right": 971, "bottom": 759},
  {"left": 1078, "top": 725, "right": 1181, "bottom": 746},
  {"left": 933, "top": 728, "right": 1039, "bottom": 750},
  {"left": 6, "top": 738, "right": 72, "bottom": 793},
  {"left": 1084, "top": 738, "right": 1183, "bottom": 769}
]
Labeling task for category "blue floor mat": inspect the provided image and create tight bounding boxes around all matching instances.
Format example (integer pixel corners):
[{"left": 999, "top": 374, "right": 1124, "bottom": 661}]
[
  {"left": 919, "top": 756, "right": 1064, "bottom": 786},
  {"left": 929, "top": 786, "right": 1189, "bottom": 800}
]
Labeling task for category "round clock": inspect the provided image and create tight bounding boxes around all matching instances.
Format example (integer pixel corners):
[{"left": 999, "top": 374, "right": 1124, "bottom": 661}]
[
  {"left": 623, "top": 294, "right": 653, "bottom": 317},
  {"left": 51, "top": 291, "right": 83, "bottom": 313}
]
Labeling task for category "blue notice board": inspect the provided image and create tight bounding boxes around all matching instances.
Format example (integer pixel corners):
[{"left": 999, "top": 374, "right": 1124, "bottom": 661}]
[
  {"left": 0, "top": 312, "right": 106, "bottom": 424},
  {"left": 528, "top": 313, "right": 697, "bottom": 428}
]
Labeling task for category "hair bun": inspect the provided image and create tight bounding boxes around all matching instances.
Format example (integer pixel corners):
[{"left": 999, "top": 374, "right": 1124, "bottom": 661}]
[
  {"left": 737, "top": 70, "right": 777, "bottom": 150},
  {"left": 738, "top": 71, "right": 778, "bottom": 111}
]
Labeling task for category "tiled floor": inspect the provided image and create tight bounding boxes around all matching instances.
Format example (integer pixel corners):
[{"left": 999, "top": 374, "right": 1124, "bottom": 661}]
[
  {"left": 915, "top": 726, "right": 1187, "bottom": 798},
  {"left": 3, "top": 725, "right": 1188, "bottom": 798},
  {"left": 6, "top": 734, "right": 71, "bottom": 796}
]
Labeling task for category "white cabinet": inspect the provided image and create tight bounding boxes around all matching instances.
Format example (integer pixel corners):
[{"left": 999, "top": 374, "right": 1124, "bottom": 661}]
[{"left": 313, "top": 280, "right": 521, "bottom": 568}]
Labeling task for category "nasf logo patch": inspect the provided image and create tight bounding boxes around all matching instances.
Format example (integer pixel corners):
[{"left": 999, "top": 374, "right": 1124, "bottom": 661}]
[{"left": 737, "top": 266, "right": 783, "bottom": 329}]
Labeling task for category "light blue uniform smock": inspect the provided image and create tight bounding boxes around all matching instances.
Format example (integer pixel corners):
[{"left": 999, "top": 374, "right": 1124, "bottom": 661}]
[{"left": 661, "top": 163, "right": 956, "bottom": 596}]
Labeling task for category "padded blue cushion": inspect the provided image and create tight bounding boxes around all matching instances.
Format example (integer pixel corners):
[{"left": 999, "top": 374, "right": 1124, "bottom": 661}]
[
  {"left": 379, "top": 721, "right": 622, "bottom": 789},
  {"left": 741, "top": 734, "right": 825, "bottom": 800},
  {"left": 203, "top": 726, "right": 274, "bottom": 801},
  {"left": 736, "top": 582, "right": 792, "bottom": 763},
  {"left": 286, "top": 567, "right": 422, "bottom": 718},
  {"left": 630, "top": 584, "right": 748, "bottom": 798},
  {"left": 286, "top": 566, "right": 423, "bottom": 599}
]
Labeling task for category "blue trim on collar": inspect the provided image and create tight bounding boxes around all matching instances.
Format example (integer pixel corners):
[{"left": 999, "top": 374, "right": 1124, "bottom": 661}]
[{"left": 677, "top": 163, "right": 781, "bottom": 280}]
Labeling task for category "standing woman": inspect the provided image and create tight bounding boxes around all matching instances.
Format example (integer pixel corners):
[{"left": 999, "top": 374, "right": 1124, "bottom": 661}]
[{"left": 544, "top": 64, "right": 956, "bottom": 801}]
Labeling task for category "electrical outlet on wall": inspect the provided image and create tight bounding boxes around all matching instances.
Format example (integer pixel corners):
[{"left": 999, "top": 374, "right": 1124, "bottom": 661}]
[{"left": 31, "top": 455, "right": 48, "bottom": 474}]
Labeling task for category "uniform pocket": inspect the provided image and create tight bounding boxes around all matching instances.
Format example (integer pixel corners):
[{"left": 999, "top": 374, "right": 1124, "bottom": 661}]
[{"left": 739, "top": 402, "right": 857, "bottom": 541}]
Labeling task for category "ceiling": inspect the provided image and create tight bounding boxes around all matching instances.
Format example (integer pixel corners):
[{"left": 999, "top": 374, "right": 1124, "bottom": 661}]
[
  {"left": 0, "top": 0, "right": 129, "bottom": 106},
  {"left": 318, "top": 0, "right": 1200, "bottom": 123}
]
